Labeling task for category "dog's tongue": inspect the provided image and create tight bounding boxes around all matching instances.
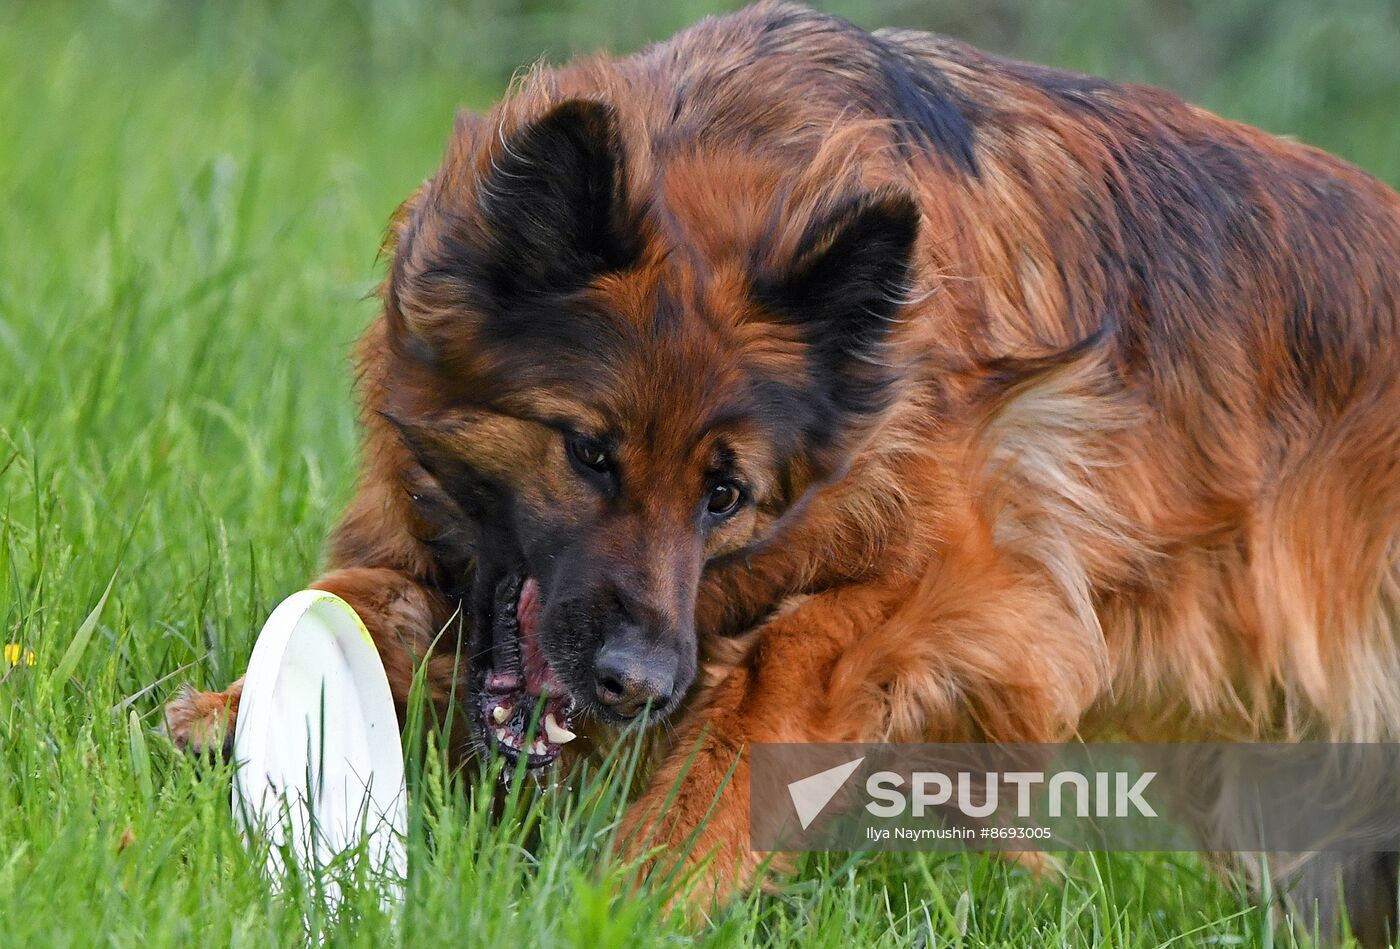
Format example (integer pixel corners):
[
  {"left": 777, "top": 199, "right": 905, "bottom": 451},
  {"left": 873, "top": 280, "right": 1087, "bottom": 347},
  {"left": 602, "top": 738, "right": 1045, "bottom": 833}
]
[
  {"left": 518, "top": 577, "right": 539, "bottom": 640},
  {"left": 518, "top": 578, "right": 566, "bottom": 696}
]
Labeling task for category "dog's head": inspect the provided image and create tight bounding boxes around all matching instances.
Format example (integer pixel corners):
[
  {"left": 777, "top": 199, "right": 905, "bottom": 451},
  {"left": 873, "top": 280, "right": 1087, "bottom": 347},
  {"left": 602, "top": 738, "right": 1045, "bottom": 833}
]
[{"left": 378, "top": 99, "right": 918, "bottom": 768}]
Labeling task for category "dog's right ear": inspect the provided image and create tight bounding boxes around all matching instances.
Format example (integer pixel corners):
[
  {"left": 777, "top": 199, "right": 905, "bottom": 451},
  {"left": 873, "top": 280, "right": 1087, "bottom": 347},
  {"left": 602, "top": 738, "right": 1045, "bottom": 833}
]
[
  {"left": 385, "top": 100, "right": 640, "bottom": 361},
  {"left": 474, "top": 99, "right": 639, "bottom": 302}
]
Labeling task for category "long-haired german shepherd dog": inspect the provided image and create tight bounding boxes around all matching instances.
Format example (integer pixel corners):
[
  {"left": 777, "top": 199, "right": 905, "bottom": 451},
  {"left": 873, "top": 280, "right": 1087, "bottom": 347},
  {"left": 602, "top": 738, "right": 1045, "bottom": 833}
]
[{"left": 166, "top": 1, "right": 1400, "bottom": 938}]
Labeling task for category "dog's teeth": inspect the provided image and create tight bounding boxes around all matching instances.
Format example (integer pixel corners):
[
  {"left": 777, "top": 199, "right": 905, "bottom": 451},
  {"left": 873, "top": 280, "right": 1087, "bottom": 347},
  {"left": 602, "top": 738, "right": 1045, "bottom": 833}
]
[
  {"left": 532, "top": 739, "right": 547, "bottom": 756},
  {"left": 491, "top": 704, "right": 510, "bottom": 724},
  {"left": 543, "top": 712, "right": 576, "bottom": 744},
  {"left": 494, "top": 726, "right": 509, "bottom": 743}
]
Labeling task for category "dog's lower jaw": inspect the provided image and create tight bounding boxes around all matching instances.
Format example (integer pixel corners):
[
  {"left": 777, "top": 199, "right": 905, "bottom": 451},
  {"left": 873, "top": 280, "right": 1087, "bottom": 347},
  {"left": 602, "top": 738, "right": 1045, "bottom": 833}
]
[{"left": 475, "top": 574, "right": 580, "bottom": 771}]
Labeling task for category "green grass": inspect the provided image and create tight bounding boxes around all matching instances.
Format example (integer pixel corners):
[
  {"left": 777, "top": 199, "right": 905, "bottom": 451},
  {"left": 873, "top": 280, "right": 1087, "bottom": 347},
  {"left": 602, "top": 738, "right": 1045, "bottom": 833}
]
[{"left": 1, "top": 1, "right": 1395, "bottom": 945}]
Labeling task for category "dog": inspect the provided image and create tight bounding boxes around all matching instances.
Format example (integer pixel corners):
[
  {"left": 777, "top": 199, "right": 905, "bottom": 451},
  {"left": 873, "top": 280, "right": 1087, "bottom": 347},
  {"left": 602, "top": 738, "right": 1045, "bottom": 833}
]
[{"left": 165, "top": 1, "right": 1400, "bottom": 938}]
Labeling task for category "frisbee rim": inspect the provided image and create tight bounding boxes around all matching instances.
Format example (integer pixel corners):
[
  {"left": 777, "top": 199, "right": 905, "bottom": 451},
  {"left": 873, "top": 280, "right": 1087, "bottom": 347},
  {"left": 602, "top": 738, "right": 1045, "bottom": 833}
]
[{"left": 231, "top": 590, "right": 406, "bottom": 880}]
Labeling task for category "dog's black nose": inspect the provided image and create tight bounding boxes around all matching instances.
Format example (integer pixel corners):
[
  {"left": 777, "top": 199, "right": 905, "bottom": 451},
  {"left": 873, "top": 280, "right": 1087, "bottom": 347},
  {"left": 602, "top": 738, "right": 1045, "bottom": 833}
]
[{"left": 592, "top": 637, "right": 676, "bottom": 719}]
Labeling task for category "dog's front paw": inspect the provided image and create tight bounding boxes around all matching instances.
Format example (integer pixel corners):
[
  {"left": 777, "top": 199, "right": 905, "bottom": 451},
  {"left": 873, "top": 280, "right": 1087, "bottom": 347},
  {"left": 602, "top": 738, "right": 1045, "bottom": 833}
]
[
  {"left": 614, "top": 749, "right": 761, "bottom": 921},
  {"left": 160, "top": 683, "right": 240, "bottom": 759}
]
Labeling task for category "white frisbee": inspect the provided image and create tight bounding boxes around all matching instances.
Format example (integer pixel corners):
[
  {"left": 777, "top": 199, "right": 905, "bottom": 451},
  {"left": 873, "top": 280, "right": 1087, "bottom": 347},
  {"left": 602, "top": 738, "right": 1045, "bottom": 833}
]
[{"left": 232, "top": 590, "right": 407, "bottom": 898}]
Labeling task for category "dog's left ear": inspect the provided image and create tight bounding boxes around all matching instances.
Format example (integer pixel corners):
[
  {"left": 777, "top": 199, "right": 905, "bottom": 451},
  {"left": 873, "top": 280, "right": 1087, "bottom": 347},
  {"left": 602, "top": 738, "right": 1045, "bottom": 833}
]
[
  {"left": 475, "top": 99, "right": 639, "bottom": 301},
  {"left": 756, "top": 189, "right": 920, "bottom": 422}
]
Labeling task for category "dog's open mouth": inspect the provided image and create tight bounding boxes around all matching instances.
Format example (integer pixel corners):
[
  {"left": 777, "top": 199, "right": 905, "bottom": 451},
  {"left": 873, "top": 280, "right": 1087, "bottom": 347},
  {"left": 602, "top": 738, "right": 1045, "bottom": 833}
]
[{"left": 479, "top": 576, "right": 577, "bottom": 769}]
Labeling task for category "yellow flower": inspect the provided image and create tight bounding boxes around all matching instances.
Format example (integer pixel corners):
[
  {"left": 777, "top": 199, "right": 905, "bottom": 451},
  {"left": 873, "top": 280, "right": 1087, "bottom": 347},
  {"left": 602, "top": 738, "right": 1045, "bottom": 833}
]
[{"left": 4, "top": 643, "right": 36, "bottom": 666}]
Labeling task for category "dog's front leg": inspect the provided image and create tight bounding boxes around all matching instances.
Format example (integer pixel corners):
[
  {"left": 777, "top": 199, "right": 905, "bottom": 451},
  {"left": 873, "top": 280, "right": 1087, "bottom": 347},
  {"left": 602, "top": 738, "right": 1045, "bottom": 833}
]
[
  {"left": 618, "top": 540, "right": 1107, "bottom": 912},
  {"left": 613, "top": 581, "right": 903, "bottom": 910}
]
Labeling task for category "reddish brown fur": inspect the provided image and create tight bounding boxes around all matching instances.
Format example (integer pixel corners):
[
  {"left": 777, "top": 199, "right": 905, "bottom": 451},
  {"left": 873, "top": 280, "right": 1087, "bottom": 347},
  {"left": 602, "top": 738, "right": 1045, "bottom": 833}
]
[{"left": 166, "top": 2, "right": 1400, "bottom": 936}]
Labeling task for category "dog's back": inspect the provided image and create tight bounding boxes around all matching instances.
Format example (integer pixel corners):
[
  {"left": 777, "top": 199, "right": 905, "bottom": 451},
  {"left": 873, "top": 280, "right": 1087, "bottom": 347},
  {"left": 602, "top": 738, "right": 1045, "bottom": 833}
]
[
  {"left": 610, "top": 4, "right": 1400, "bottom": 937},
  {"left": 587, "top": 1, "right": 1400, "bottom": 743}
]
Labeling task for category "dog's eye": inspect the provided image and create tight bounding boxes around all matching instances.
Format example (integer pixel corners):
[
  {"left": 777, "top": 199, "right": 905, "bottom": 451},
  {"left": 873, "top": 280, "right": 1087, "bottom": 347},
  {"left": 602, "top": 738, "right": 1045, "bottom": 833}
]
[
  {"left": 567, "top": 435, "right": 611, "bottom": 473},
  {"left": 706, "top": 481, "right": 743, "bottom": 517}
]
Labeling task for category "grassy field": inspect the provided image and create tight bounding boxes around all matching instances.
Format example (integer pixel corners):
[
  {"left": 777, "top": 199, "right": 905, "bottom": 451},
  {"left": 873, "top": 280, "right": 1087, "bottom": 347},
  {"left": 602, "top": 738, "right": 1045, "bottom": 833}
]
[{"left": 2, "top": 1, "right": 1396, "bottom": 945}]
